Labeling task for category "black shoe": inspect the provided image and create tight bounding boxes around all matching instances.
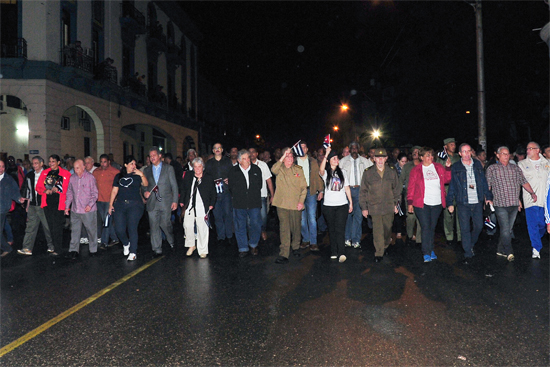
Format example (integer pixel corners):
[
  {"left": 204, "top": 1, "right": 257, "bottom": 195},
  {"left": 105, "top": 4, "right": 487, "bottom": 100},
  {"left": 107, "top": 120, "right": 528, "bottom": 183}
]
[
  {"left": 99, "top": 244, "right": 108, "bottom": 251},
  {"left": 89, "top": 252, "right": 99, "bottom": 257},
  {"left": 461, "top": 258, "right": 471, "bottom": 265},
  {"left": 238, "top": 251, "right": 249, "bottom": 258},
  {"left": 292, "top": 249, "right": 303, "bottom": 259},
  {"left": 274, "top": 256, "right": 289, "bottom": 264},
  {"left": 446, "top": 240, "right": 453, "bottom": 247},
  {"left": 218, "top": 238, "right": 227, "bottom": 246},
  {"left": 153, "top": 252, "right": 163, "bottom": 258},
  {"left": 375, "top": 256, "right": 383, "bottom": 263},
  {"left": 107, "top": 240, "right": 120, "bottom": 247},
  {"left": 66, "top": 251, "right": 79, "bottom": 260}
]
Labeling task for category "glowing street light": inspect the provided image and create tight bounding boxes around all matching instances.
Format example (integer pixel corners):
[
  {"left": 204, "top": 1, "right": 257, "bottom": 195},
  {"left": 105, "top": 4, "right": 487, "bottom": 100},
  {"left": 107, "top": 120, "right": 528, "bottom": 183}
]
[
  {"left": 333, "top": 126, "right": 339, "bottom": 131},
  {"left": 340, "top": 104, "right": 349, "bottom": 112},
  {"left": 256, "top": 134, "right": 261, "bottom": 139},
  {"left": 372, "top": 129, "right": 381, "bottom": 139}
]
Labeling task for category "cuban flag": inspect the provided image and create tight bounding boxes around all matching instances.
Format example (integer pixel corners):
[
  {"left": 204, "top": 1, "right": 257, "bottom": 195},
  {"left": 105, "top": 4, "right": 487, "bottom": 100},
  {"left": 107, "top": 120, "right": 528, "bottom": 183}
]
[
  {"left": 323, "top": 134, "right": 331, "bottom": 149},
  {"left": 150, "top": 185, "right": 163, "bottom": 202},
  {"left": 484, "top": 217, "right": 496, "bottom": 230},
  {"left": 437, "top": 146, "right": 448, "bottom": 160},
  {"left": 292, "top": 140, "right": 304, "bottom": 157}
]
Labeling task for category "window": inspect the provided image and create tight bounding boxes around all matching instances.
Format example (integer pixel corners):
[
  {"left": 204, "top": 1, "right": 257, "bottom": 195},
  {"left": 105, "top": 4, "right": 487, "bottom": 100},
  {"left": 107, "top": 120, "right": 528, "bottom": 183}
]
[
  {"left": 61, "top": 117, "right": 70, "bottom": 130},
  {"left": 62, "top": 8, "right": 71, "bottom": 47},
  {"left": 92, "top": 0, "right": 104, "bottom": 26},
  {"left": 84, "top": 137, "right": 91, "bottom": 157},
  {"left": 141, "top": 132, "right": 145, "bottom": 142},
  {"left": 80, "top": 118, "right": 91, "bottom": 132}
]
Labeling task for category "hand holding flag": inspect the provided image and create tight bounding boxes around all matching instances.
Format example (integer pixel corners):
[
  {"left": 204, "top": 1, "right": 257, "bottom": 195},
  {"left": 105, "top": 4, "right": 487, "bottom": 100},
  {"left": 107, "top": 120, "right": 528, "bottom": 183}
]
[{"left": 323, "top": 134, "right": 331, "bottom": 148}]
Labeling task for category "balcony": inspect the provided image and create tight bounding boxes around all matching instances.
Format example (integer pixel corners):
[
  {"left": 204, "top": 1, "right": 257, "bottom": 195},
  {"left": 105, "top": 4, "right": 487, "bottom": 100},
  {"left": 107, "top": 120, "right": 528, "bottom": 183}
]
[
  {"left": 1, "top": 38, "right": 27, "bottom": 59},
  {"left": 120, "top": 2, "right": 146, "bottom": 34},
  {"left": 94, "top": 58, "right": 118, "bottom": 85},
  {"left": 61, "top": 45, "right": 94, "bottom": 74}
]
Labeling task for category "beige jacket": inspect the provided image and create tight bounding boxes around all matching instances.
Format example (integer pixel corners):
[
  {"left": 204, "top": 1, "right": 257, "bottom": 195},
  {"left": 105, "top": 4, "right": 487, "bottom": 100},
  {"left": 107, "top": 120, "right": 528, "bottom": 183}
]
[{"left": 271, "top": 161, "right": 307, "bottom": 210}]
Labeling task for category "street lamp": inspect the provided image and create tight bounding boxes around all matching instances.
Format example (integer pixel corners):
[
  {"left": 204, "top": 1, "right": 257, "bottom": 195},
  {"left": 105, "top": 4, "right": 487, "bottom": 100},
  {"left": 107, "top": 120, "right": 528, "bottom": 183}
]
[
  {"left": 340, "top": 104, "right": 349, "bottom": 112},
  {"left": 372, "top": 129, "right": 381, "bottom": 139},
  {"left": 333, "top": 126, "right": 339, "bottom": 131}
]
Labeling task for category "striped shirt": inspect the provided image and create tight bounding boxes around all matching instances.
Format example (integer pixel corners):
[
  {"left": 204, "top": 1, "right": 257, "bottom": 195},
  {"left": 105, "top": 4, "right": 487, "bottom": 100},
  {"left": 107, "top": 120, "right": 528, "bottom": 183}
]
[{"left": 485, "top": 161, "right": 527, "bottom": 207}]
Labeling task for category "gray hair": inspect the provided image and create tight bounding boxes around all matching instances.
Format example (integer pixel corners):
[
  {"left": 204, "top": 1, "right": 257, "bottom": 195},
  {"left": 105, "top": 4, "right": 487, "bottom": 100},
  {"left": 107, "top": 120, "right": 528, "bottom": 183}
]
[
  {"left": 237, "top": 149, "right": 250, "bottom": 161},
  {"left": 149, "top": 146, "right": 161, "bottom": 156},
  {"left": 191, "top": 157, "right": 204, "bottom": 168},
  {"left": 32, "top": 156, "right": 44, "bottom": 164},
  {"left": 349, "top": 141, "right": 360, "bottom": 148},
  {"left": 85, "top": 156, "right": 94, "bottom": 162},
  {"left": 527, "top": 141, "right": 540, "bottom": 149},
  {"left": 187, "top": 149, "right": 197, "bottom": 157},
  {"left": 497, "top": 146, "right": 509, "bottom": 154}
]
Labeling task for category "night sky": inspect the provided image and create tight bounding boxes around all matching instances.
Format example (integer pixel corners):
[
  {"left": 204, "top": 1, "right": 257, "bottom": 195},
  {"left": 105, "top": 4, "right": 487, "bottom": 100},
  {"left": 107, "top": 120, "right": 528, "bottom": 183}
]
[{"left": 181, "top": 1, "right": 549, "bottom": 152}]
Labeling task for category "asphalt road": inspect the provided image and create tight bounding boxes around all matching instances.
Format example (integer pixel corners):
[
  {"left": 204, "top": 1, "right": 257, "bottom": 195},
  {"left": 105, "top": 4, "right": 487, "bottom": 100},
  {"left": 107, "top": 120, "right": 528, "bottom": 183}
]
[{"left": 1, "top": 214, "right": 548, "bottom": 366}]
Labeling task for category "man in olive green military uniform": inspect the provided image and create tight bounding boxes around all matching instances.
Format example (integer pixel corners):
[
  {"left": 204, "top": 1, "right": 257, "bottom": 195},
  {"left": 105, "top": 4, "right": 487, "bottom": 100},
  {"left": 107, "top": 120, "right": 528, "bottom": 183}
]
[
  {"left": 400, "top": 146, "right": 422, "bottom": 245},
  {"left": 359, "top": 148, "right": 401, "bottom": 262},
  {"left": 436, "top": 138, "right": 461, "bottom": 245}
]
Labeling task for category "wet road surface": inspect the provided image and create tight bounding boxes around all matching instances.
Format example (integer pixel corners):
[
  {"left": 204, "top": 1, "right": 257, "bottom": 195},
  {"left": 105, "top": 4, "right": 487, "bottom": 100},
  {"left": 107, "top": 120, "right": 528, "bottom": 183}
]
[{"left": 1, "top": 216, "right": 548, "bottom": 366}]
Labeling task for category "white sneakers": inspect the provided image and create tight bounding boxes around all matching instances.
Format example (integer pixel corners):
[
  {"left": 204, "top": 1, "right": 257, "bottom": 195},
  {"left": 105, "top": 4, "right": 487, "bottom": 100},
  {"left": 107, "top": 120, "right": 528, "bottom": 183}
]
[
  {"left": 123, "top": 243, "right": 130, "bottom": 256},
  {"left": 127, "top": 253, "right": 136, "bottom": 261},
  {"left": 532, "top": 248, "right": 540, "bottom": 259},
  {"left": 339, "top": 255, "right": 347, "bottom": 263},
  {"left": 344, "top": 240, "right": 351, "bottom": 247},
  {"left": 80, "top": 237, "right": 89, "bottom": 244}
]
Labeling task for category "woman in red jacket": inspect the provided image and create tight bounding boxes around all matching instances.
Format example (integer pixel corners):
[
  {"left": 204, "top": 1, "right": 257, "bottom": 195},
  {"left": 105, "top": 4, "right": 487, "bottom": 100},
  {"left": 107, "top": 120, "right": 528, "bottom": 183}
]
[
  {"left": 407, "top": 147, "right": 451, "bottom": 262},
  {"left": 36, "top": 154, "right": 71, "bottom": 256}
]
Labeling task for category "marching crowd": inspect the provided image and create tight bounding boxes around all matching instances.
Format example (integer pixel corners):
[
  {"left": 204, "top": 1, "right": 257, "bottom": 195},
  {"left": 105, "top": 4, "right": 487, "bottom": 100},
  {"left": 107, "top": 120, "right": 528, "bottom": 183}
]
[{"left": 1, "top": 137, "right": 549, "bottom": 265}]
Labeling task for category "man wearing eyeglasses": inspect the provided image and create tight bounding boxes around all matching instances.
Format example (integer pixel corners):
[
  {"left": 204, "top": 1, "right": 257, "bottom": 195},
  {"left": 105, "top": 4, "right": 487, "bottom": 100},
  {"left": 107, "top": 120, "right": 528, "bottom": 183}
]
[{"left": 518, "top": 142, "right": 550, "bottom": 259}]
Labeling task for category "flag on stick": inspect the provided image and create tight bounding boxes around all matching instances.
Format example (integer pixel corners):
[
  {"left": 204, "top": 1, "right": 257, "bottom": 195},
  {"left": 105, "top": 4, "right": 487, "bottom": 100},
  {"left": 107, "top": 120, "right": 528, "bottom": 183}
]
[
  {"left": 323, "top": 134, "right": 331, "bottom": 148},
  {"left": 292, "top": 140, "right": 304, "bottom": 157}
]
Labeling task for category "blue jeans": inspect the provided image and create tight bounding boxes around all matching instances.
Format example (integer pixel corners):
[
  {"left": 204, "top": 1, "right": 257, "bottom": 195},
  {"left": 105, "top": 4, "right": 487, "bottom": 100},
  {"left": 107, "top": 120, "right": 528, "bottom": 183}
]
[
  {"left": 213, "top": 191, "right": 233, "bottom": 240},
  {"left": 345, "top": 187, "right": 362, "bottom": 243},
  {"left": 301, "top": 189, "right": 318, "bottom": 244},
  {"left": 457, "top": 203, "right": 483, "bottom": 258},
  {"left": 97, "top": 201, "right": 118, "bottom": 244},
  {"left": 525, "top": 206, "right": 545, "bottom": 252},
  {"left": 414, "top": 204, "right": 442, "bottom": 256},
  {"left": 113, "top": 200, "right": 144, "bottom": 254},
  {"left": 260, "top": 197, "right": 268, "bottom": 231},
  {"left": 4, "top": 217, "right": 13, "bottom": 243},
  {"left": 494, "top": 206, "right": 518, "bottom": 255},
  {"left": 233, "top": 207, "right": 262, "bottom": 252}
]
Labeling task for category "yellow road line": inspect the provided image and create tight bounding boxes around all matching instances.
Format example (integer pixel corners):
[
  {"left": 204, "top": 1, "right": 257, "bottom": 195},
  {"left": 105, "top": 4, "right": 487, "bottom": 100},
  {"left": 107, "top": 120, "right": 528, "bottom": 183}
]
[{"left": 0, "top": 256, "right": 163, "bottom": 357}]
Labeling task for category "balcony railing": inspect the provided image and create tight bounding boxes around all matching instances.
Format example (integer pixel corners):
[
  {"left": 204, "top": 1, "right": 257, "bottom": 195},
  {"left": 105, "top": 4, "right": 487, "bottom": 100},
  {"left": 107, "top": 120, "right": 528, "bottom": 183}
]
[
  {"left": 1, "top": 38, "right": 27, "bottom": 59},
  {"left": 61, "top": 45, "right": 94, "bottom": 73},
  {"left": 121, "top": 1, "right": 146, "bottom": 29}
]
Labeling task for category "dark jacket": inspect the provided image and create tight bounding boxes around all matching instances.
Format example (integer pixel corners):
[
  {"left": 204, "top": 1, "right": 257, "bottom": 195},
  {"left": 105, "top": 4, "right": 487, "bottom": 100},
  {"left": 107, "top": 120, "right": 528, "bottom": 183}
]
[
  {"left": 179, "top": 171, "right": 217, "bottom": 213},
  {"left": 21, "top": 170, "right": 44, "bottom": 206},
  {"left": 227, "top": 164, "right": 263, "bottom": 209},
  {"left": 1, "top": 175, "right": 22, "bottom": 214},
  {"left": 446, "top": 159, "right": 493, "bottom": 206},
  {"left": 205, "top": 156, "right": 233, "bottom": 194}
]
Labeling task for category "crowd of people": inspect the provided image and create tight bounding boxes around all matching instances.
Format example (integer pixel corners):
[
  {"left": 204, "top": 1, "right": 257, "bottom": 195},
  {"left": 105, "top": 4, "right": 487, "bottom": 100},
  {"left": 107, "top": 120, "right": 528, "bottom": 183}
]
[{"left": 1, "top": 138, "right": 548, "bottom": 265}]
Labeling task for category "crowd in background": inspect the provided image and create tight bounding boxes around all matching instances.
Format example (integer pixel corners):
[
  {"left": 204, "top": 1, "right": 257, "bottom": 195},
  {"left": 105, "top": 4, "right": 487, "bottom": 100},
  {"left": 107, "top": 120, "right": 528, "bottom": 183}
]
[{"left": 1, "top": 138, "right": 548, "bottom": 265}]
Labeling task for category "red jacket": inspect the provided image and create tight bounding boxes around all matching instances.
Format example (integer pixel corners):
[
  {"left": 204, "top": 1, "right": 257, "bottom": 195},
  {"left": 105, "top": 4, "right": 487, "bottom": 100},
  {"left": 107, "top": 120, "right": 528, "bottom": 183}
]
[
  {"left": 36, "top": 167, "right": 72, "bottom": 210},
  {"left": 407, "top": 163, "right": 451, "bottom": 208}
]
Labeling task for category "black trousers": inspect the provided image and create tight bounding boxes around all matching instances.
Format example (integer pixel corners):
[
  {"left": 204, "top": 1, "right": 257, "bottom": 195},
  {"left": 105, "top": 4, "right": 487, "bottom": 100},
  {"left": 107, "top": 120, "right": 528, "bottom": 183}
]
[
  {"left": 44, "top": 203, "right": 65, "bottom": 253},
  {"left": 322, "top": 204, "right": 348, "bottom": 257}
]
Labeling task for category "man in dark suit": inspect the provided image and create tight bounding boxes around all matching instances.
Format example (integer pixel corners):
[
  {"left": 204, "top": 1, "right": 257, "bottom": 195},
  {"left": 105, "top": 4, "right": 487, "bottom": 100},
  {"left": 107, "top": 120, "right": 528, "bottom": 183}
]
[
  {"left": 143, "top": 147, "right": 179, "bottom": 256},
  {"left": 227, "top": 149, "right": 263, "bottom": 257}
]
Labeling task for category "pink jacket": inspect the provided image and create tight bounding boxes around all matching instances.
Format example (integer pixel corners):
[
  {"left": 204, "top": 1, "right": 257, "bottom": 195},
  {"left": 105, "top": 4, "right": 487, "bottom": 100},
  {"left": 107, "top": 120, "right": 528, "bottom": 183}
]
[{"left": 407, "top": 163, "right": 451, "bottom": 208}]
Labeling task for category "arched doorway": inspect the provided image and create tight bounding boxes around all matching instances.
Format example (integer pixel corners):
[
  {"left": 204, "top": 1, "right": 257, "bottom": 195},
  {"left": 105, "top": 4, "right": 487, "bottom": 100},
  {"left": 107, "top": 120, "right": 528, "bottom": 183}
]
[
  {"left": 0, "top": 95, "right": 29, "bottom": 160},
  {"left": 59, "top": 105, "right": 101, "bottom": 159}
]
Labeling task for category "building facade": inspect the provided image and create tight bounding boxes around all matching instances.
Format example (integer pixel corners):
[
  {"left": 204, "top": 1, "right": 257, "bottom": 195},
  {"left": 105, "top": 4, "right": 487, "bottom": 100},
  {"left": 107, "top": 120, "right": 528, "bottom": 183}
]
[{"left": 1, "top": 0, "right": 202, "bottom": 163}]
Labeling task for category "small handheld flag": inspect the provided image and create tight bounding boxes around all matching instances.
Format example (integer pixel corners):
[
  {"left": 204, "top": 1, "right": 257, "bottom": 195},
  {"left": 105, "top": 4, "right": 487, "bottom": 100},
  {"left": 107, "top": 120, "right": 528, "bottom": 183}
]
[
  {"left": 150, "top": 185, "right": 163, "bottom": 202},
  {"left": 292, "top": 140, "right": 304, "bottom": 157},
  {"left": 323, "top": 134, "right": 331, "bottom": 148},
  {"left": 437, "top": 146, "right": 448, "bottom": 160}
]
